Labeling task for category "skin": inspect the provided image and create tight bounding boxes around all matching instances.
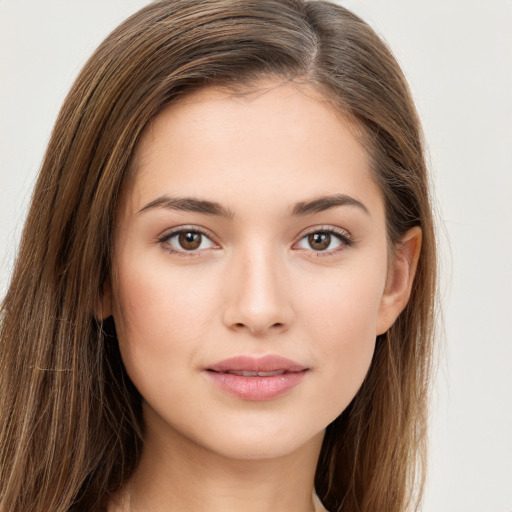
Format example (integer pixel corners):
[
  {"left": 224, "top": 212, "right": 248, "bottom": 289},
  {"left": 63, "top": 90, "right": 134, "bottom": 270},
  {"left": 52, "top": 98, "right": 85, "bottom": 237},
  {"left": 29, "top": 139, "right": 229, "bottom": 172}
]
[{"left": 103, "top": 80, "right": 421, "bottom": 512}]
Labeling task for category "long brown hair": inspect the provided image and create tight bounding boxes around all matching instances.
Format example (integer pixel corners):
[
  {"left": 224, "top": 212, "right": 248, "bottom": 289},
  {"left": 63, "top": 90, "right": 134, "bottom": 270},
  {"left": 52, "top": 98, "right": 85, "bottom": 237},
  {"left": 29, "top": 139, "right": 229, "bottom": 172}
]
[{"left": 0, "top": 1, "right": 437, "bottom": 510}]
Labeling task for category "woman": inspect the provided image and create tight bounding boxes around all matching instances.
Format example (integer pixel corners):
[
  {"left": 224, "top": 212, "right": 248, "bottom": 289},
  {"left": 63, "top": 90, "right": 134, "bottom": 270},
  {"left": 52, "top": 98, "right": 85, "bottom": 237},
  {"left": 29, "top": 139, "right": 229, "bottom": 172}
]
[{"left": 0, "top": 1, "right": 437, "bottom": 511}]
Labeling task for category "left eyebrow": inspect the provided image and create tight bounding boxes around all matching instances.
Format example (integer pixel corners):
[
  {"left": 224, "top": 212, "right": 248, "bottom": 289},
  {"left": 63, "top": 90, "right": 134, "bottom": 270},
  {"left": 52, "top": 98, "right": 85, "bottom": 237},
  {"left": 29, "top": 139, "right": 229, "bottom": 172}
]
[{"left": 292, "top": 194, "right": 370, "bottom": 216}]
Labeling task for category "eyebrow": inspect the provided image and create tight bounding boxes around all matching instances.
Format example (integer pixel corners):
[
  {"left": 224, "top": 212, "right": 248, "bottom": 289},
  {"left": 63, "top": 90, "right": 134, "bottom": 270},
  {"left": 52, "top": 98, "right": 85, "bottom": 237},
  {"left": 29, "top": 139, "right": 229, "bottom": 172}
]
[
  {"left": 138, "top": 196, "right": 235, "bottom": 218},
  {"left": 138, "top": 193, "right": 369, "bottom": 218},
  {"left": 292, "top": 193, "right": 370, "bottom": 216}
]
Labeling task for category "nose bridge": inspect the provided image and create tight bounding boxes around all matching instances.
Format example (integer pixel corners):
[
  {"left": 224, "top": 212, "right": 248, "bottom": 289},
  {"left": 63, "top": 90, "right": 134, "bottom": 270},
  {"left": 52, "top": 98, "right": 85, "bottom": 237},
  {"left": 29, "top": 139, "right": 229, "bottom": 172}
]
[{"left": 223, "top": 238, "right": 292, "bottom": 335}]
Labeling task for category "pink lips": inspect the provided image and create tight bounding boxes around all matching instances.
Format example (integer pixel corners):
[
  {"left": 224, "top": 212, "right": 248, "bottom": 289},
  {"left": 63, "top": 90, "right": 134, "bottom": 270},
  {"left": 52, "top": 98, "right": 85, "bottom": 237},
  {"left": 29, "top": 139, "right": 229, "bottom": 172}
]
[{"left": 204, "top": 355, "right": 308, "bottom": 401}]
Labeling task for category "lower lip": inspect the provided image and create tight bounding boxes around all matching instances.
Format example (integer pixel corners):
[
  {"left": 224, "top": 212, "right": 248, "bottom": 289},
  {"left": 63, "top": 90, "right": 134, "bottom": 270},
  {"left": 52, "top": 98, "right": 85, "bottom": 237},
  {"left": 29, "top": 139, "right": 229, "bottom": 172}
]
[{"left": 204, "top": 370, "right": 307, "bottom": 401}]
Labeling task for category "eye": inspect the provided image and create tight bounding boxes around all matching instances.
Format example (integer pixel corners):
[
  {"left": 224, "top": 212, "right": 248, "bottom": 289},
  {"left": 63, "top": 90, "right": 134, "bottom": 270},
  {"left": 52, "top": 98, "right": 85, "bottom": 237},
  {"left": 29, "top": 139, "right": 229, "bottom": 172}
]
[
  {"left": 294, "top": 228, "right": 353, "bottom": 254},
  {"left": 159, "top": 227, "right": 218, "bottom": 255}
]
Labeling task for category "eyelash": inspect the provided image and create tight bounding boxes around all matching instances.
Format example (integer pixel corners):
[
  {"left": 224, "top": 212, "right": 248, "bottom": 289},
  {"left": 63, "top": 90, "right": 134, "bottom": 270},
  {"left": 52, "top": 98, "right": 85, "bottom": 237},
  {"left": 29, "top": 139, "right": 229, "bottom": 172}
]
[{"left": 157, "top": 225, "right": 354, "bottom": 257}]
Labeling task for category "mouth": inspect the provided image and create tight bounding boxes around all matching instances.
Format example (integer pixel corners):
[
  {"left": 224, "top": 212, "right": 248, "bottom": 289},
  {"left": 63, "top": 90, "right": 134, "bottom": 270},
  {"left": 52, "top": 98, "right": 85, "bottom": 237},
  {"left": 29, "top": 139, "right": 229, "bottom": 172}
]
[
  {"left": 206, "top": 354, "right": 307, "bottom": 373},
  {"left": 214, "top": 369, "right": 289, "bottom": 377},
  {"left": 204, "top": 355, "right": 309, "bottom": 401}
]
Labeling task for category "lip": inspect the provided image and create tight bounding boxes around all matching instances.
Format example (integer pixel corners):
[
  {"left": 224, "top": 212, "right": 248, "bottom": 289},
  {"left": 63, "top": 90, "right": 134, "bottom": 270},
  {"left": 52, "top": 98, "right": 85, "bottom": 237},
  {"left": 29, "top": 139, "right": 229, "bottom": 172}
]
[{"left": 204, "top": 355, "right": 308, "bottom": 401}]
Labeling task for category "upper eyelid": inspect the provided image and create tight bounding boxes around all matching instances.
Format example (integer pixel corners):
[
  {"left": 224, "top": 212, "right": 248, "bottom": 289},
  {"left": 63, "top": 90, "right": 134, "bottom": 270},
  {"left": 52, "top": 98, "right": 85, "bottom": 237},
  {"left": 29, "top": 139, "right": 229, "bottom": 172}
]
[
  {"left": 158, "top": 225, "right": 218, "bottom": 243},
  {"left": 158, "top": 224, "right": 351, "bottom": 236},
  {"left": 295, "top": 225, "right": 352, "bottom": 240}
]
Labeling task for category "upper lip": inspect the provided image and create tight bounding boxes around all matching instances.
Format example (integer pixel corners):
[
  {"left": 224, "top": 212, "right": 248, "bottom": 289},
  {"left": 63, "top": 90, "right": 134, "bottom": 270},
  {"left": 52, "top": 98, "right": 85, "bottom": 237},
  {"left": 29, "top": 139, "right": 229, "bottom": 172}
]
[{"left": 206, "top": 355, "right": 307, "bottom": 373}]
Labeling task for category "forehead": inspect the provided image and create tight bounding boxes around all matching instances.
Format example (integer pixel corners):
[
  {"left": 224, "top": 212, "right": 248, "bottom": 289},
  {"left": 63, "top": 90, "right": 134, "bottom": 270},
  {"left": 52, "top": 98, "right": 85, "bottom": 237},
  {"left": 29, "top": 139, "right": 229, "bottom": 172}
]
[
  {"left": 123, "top": 80, "right": 382, "bottom": 219},
  {"left": 136, "top": 80, "right": 366, "bottom": 162}
]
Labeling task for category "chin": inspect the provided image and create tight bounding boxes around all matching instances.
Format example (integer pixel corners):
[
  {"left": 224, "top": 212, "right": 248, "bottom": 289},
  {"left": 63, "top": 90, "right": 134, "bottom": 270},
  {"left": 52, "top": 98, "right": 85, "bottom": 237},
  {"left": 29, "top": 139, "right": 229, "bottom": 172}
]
[{"left": 194, "top": 422, "right": 326, "bottom": 462}]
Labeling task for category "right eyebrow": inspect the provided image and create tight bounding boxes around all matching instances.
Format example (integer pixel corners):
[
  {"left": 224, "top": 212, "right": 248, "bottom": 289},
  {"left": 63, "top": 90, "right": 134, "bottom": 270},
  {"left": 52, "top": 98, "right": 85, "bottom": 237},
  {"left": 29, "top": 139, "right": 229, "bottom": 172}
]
[{"left": 138, "top": 195, "right": 235, "bottom": 218}]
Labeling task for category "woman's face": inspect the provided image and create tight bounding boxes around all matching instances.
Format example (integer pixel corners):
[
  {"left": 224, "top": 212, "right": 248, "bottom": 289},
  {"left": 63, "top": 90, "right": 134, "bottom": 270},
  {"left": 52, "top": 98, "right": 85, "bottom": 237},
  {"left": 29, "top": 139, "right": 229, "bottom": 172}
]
[{"left": 106, "top": 81, "right": 411, "bottom": 460}]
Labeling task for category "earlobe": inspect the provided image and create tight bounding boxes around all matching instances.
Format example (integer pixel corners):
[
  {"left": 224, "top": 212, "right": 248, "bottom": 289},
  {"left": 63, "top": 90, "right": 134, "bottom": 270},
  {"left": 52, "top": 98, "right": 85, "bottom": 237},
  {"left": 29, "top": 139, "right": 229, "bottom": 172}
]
[{"left": 376, "top": 226, "right": 422, "bottom": 335}]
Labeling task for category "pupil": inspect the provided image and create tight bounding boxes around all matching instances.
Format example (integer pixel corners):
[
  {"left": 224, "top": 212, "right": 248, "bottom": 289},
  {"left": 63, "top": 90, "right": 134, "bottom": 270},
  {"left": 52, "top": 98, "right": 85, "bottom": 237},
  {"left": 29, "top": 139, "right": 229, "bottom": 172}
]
[
  {"left": 179, "top": 232, "right": 201, "bottom": 250},
  {"left": 309, "top": 232, "right": 330, "bottom": 251}
]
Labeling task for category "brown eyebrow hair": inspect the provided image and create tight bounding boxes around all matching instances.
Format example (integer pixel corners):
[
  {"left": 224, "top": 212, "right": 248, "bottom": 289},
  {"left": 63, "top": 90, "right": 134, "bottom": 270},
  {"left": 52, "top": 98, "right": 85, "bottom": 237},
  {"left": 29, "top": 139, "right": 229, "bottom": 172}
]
[
  {"left": 292, "top": 193, "right": 369, "bottom": 216},
  {"left": 138, "top": 193, "right": 369, "bottom": 218},
  {"left": 138, "top": 196, "right": 235, "bottom": 218}
]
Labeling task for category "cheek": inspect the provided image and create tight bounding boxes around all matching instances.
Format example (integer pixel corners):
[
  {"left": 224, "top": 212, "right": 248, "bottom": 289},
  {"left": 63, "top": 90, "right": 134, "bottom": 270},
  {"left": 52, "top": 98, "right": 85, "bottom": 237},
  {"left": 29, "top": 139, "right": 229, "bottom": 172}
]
[
  {"left": 296, "top": 259, "right": 385, "bottom": 343},
  {"left": 293, "top": 263, "right": 385, "bottom": 413},
  {"left": 111, "top": 258, "right": 220, "bottom": 386}
]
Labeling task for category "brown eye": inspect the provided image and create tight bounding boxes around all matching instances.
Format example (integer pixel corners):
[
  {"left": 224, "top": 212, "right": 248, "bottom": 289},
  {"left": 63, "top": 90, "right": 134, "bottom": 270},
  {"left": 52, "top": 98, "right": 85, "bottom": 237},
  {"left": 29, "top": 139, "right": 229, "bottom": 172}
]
[
  {"left": 178, "top": 231, "right": 202, "bottom": 250},
  {"left": 294, "top": 228, "right": 350, "bottom": 254},
  {"left": 308, "top": 232, "right": 331, "bottom": 251},
  {"left": 161, "top": 228, "right": 217, "bottom": 255}
]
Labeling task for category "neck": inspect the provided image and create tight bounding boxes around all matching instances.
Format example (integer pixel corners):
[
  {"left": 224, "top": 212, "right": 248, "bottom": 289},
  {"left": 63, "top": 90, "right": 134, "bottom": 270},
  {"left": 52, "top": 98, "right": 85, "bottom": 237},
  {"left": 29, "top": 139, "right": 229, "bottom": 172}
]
[{"left": 110, "top": 406, "right": 324, "bottom": 512}]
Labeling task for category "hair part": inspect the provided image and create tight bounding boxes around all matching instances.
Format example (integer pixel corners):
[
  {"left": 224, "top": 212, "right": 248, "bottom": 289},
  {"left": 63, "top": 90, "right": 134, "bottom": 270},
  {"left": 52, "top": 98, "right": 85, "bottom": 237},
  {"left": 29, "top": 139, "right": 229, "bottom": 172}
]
[{"left": 0, "top": 1, "right": 437, "bottom": 511}]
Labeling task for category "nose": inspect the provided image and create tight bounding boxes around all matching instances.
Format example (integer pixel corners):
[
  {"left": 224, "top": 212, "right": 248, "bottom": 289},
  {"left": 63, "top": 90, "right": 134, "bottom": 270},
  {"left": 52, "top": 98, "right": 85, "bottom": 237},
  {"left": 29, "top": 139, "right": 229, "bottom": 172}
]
[{"left": 222, "top": 244, "right": 293, "bottom": 336}]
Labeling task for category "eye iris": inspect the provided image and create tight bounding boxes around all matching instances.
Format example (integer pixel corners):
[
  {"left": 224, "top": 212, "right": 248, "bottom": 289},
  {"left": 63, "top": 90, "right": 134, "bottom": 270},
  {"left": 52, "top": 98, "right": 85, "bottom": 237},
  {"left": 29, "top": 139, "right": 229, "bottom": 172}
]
[
  {"left": 308, "top": 232, "right": 331, "bottom": 251},
  {"left": 178, "top": 231, "right": 202, "bottom": 250}
]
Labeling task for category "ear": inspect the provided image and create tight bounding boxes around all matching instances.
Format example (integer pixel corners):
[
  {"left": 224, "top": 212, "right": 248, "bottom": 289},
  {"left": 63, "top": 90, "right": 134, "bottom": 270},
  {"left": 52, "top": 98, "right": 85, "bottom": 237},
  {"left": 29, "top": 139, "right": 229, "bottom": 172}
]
[
  {"left": 95, "top": 277, "right": 113, "bottom": 320},
  {"left": 376, "top": 226, "right": 422, "bottom": 335}
]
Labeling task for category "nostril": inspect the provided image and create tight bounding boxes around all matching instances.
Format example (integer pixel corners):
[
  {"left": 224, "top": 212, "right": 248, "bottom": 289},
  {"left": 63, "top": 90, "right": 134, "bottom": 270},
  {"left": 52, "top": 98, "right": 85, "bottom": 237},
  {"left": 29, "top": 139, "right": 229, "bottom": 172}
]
[{"left": 231, "top": 321, "right": 284, "bottom": 333}]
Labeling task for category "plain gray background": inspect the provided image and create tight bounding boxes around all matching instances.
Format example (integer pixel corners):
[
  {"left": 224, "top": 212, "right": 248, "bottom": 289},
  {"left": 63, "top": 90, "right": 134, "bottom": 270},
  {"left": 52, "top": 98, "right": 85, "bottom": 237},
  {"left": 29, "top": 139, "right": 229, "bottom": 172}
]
[{"left": 1, "top": 1, "right": 511, "bottom": 510}]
